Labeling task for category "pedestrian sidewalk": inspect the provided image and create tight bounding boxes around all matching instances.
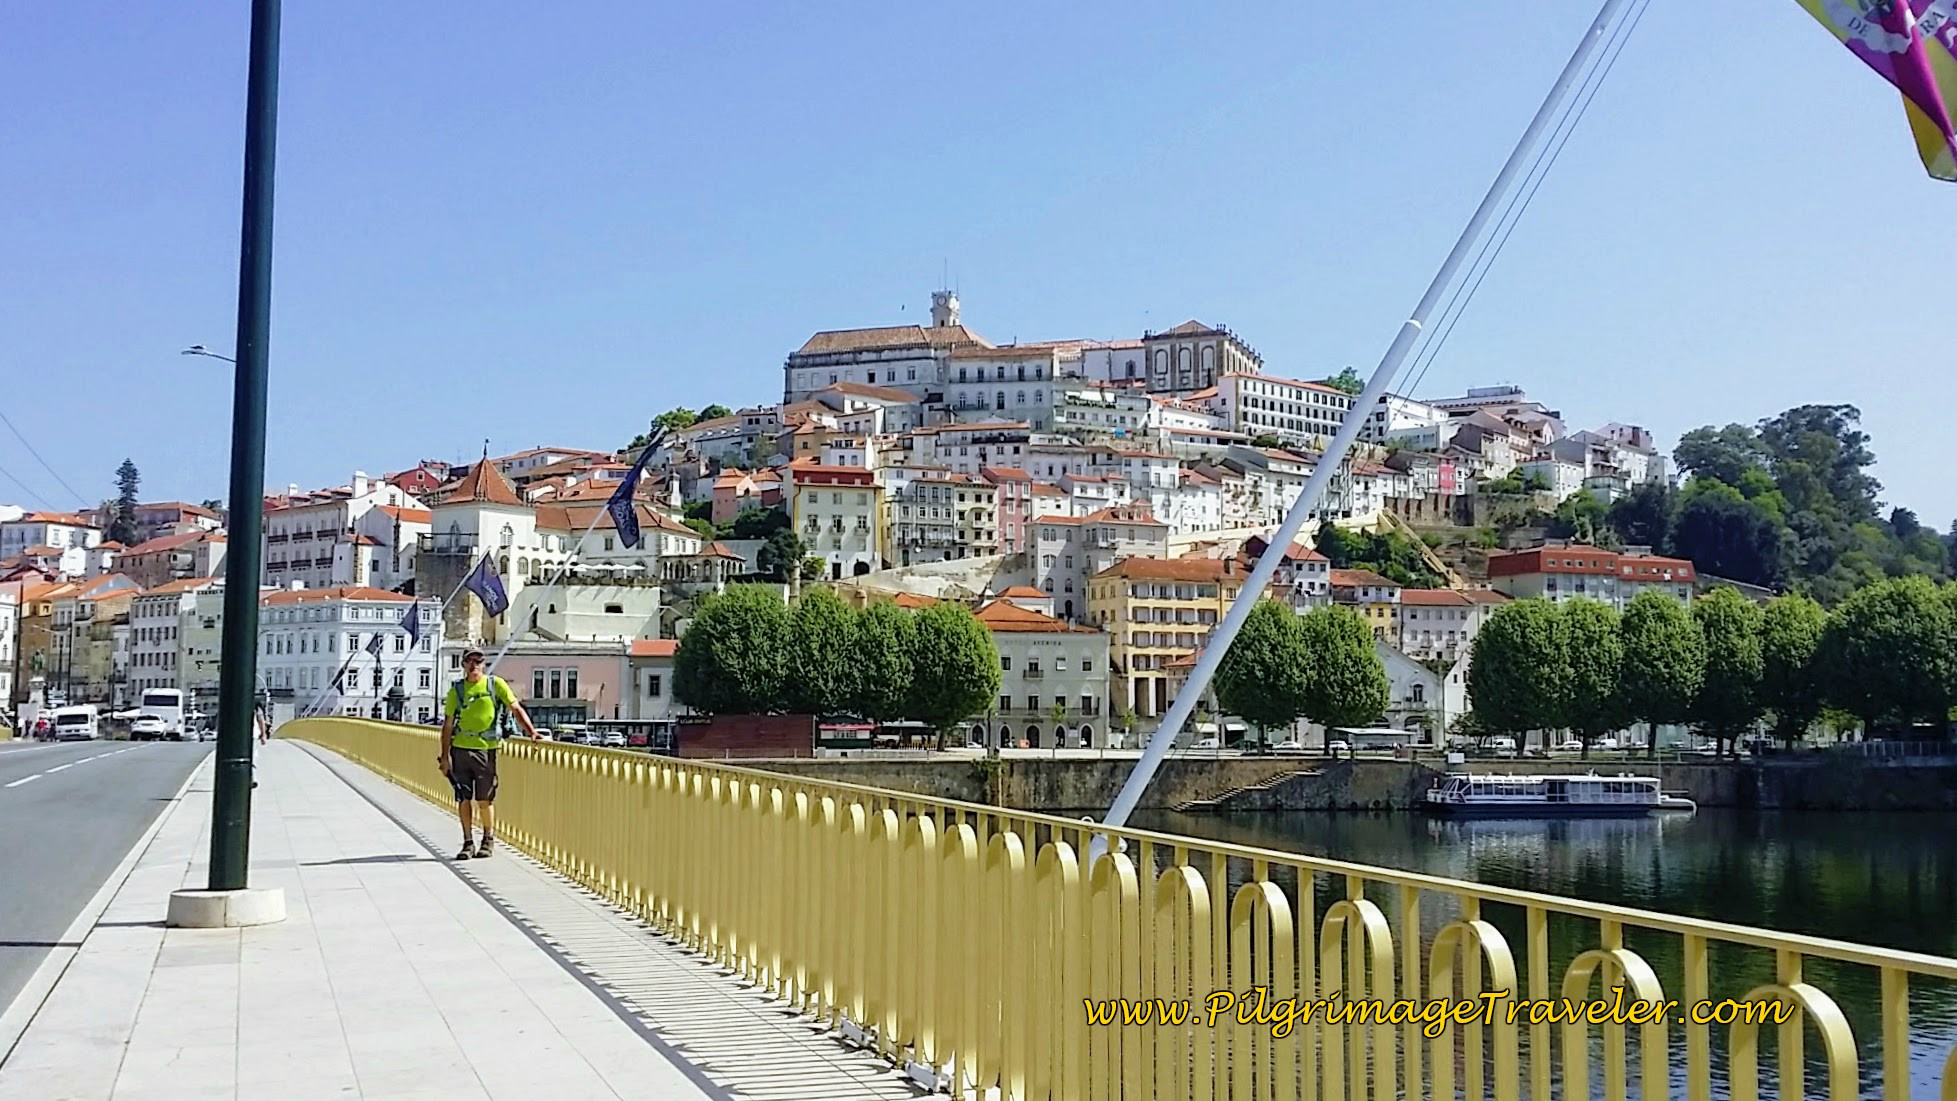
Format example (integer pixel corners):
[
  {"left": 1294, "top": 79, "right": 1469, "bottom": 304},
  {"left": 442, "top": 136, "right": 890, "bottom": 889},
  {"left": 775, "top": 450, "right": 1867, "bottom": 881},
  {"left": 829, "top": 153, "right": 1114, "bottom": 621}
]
[{"left": 0, "top": 742, "right": 733, "bottom": 1100}]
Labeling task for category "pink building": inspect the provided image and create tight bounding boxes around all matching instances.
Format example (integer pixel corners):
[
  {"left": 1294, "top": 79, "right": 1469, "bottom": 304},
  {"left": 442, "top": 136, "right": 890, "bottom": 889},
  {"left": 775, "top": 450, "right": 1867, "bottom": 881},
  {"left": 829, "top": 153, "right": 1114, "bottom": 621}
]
[
  {"left": 982, "top": 466, "right": 1035, "bottom": 555},
  {"left": 492, "top": 645, "right": 633, "bottom": 728}
]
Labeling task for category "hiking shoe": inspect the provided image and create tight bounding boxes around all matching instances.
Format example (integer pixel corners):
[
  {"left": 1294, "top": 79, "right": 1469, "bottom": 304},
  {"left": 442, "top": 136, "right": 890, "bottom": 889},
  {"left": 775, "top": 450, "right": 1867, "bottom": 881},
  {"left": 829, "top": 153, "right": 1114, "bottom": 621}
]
[
  {"left": 454, "top": 845, "right": 475, "bottom": 861},
  {"left": 475, "top": 837, "right": 494, "bottom": 858}
]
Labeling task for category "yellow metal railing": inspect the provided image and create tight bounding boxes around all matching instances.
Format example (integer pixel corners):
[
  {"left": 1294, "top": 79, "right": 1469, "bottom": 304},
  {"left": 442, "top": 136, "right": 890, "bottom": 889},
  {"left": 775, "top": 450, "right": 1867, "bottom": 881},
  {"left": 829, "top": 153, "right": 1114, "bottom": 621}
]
[{"left": 288, "top": 717, "right": 1957, "bottom": 1101}]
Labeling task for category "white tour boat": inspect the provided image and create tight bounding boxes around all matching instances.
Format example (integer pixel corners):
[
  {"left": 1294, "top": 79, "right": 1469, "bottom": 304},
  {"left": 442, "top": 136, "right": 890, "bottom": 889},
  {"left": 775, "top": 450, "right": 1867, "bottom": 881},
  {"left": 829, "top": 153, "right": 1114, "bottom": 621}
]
[{"left": 1423, "top": 772, "right": 1696, "bottom": 817}]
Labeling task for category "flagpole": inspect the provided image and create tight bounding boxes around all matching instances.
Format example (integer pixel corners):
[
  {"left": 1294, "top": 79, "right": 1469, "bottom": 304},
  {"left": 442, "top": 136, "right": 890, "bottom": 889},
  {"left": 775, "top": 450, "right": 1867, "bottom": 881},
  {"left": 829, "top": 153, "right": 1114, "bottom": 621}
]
[
  {"left": 296, "top": 572, "right": 461, "bottom": 722},
  {"left": 1092, "top": 0, "right": 1636, "bottom": 854}
]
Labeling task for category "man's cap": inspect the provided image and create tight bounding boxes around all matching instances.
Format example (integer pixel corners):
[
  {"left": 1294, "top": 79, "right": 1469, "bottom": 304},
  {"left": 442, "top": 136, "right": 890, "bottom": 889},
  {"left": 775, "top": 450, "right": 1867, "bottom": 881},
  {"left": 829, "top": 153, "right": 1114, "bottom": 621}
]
[{"left": 462, "top": 647, "right": 485, "bottom": 661}]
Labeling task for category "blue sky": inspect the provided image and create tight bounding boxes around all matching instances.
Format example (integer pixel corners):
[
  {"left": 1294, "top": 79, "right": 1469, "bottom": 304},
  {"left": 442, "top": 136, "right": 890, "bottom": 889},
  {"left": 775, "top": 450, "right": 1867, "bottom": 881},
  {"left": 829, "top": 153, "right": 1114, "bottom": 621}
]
[{"left": 3, "top": 2, "right": 1953, "bottom": 524}]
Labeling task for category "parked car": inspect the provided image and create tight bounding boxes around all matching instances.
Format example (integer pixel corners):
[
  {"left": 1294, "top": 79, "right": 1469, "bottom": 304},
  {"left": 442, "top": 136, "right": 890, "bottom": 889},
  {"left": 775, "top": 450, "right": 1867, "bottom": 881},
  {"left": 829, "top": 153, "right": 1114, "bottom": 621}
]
[
  {"left": 601, "top": 732, "right": 627, "bottom": 748},
  {"left": 1557, "top": 738, "right": 1584, "bottom": 752},
  {"left": 1326, "top": 739, "right": 1351, "bottom": 756},
  {"left": 1271, "top": 738, "right": 1305, "bottom": 752},
  {"left": 130, "top": 716, "right": 167, "bottom": 740},
  {"left": 1190, "top": 737, "right": 1220, "bottom": 750}
]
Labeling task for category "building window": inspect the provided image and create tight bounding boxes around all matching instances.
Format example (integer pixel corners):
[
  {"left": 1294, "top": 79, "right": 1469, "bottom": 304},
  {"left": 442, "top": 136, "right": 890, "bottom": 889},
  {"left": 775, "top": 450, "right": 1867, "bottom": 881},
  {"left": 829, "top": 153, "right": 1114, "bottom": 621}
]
[
  {"left": 1027, "top": 696, "right": 1039, "bottom": 711},
  {"left": 566, "top": 670, "right": 578, "bottom": 697},
  {"left": 1000, "top": 694, "right": 1012, "bottom": 712},
  {"left": 647, "top": 674, "right": 662, "bottom": 697},
  {"left": 419, "top": 669, "right": 431, "bottom": 689},
  {"left": 605, "top": 603, "right": 624, "bottom": 614},
  {"left": 533, "top": 670, "right": 546, "bottom": 699},
  {"left": 549, "top": 670, "right": 562, "bottom": 699}
]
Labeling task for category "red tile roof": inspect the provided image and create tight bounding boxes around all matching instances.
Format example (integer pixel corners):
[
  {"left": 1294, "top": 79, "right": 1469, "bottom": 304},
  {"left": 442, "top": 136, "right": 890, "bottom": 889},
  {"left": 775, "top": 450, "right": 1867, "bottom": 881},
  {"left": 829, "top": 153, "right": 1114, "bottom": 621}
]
[
  {"left": 818, "top": 381, "right": 921, "bottom": 404},
  {"left": 1093, "top": 557, "right": 1234, "bottom": 583},
  {"left": 374, "top": 504, "right": 433, "bottom": 524},
  {"left": 1330, "top": 568, "right": 1399, "bottom": 589},
  {"left": 997, "top": 585, "right": 1047, "bottom": 599},
  {"left": 142, "top": 577, "right": 221, "bottom": 596},
  {"left": 974, "top": 599, "right": 1094, "bottom": 633},
  {"left": 444, "top": 460, "right": 525, "bottom": 507},
  {"left": 629, "top": 639, "right": 680, "bottom": 658},
  {"left": 1397, "top": 589, "right": 1472, "bottom": 607}
]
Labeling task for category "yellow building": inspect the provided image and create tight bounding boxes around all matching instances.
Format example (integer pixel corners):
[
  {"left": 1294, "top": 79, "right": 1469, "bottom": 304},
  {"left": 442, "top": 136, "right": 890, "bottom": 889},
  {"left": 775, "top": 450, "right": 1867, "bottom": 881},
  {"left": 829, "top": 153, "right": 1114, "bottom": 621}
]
[
  {"left": 1088, "top": 556, "right": 1242, "bottom": 718},
  {"left": 1329, "top": 567, "right": 1401, "bottom": 641}
]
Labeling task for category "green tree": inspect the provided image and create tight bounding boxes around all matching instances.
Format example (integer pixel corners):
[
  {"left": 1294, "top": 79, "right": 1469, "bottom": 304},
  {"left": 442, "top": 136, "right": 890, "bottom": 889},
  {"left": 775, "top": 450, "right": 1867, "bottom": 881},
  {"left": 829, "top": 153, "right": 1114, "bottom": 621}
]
[
  {"left": 1819, "top": 576, "right": 1957, "bottom": 734},
  {"left": 1605, "top": 481, "right": 1674, "bottom": 550},
  {"left": 1617, "top": 590, "right": 1704, "bottom": 757},
  {"left": 1249, "top": 434, "right": 1283, "bottom": 450},
  {"left": 730, "top": 506, "right": 788, "bottom": 540},
  {"left": 785, "top": 587, "right": 860, "bottom": 716},
  {"left": 654, "top": 407, "right": 699, "bottom": 431},
  {"left": 1297, "top": 605, "right": 1389, "bottom": 737},
  {"left": 1674, "top": 424, "right": 1769, "bottom": 487},
  {"left": 109, "top": 459, "right": 141, "bottom": 545},
  {"left": 1467, "top": 599, "right": 1569, "bottom": 750},
  {"left": 1447, "top": 709, "right": 1498, "bottom": 749},
  {"left": 757, "top": 529, "right": 805, "bottom": 582},
  {"left": 906, "top": 603, "right": 1002, "bottom": 749},
  {"left": 198, "top": 497, "right": 224, "bottom": 515},
  {"left": 1319, "top": 366, "right": 1364, "bottom": 396},
  {"left": 1668, "top": 480, "right": 1786, "bottom": 588},
  {"left": 683, "top": 518, "right": 717, "bottom": 540},
  {"left": 699, "top": 403, "right": 733, "bottom": 421},
  {"left": 1689, "top": 588, "right": 1766, "bottom": 756},
  {"left": 1559, "top": 599, "right": 1626, "bottom": 756},
  {"left": 1214, "top": 599, "right": 1313, "bottom": 744},
  {"left": 672, "top": 585, "right": 791, "bottom": 714},
  {"left": 1549, "top": 490, "right": 1610, "bottom": 546},
  {"left": 849, "top": 601, "right": 915, "bottom": 723},
  {"left": 1047, "top": 699, "right": 1070, "bottom": 747},
  {"left": 1759, "top": 593, "right": 1827, "bottom": 746},
  {"left": 800, "top": 556, "right": 828, "bottom": 582}
]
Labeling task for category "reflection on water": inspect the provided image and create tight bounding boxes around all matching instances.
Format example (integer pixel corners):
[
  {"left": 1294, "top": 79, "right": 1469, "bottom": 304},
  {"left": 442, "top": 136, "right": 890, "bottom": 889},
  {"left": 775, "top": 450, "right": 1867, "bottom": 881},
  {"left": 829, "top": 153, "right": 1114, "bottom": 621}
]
[{"left": 1132, "top": 808, "right": 1957, "bottom": 1096}]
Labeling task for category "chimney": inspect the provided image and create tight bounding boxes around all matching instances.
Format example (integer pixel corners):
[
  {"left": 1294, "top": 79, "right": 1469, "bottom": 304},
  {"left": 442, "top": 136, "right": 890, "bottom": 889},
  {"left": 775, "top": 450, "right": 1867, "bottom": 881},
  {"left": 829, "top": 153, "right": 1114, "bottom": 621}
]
[
  {"left": 1223, "top": 557, "right": 1236, "bottom": 576},
  {"left": 351, "top": 471, "right": 369, "bottom": 497},
  {"left": 287, "top": 483, "right": 300, "bottom": 497}
]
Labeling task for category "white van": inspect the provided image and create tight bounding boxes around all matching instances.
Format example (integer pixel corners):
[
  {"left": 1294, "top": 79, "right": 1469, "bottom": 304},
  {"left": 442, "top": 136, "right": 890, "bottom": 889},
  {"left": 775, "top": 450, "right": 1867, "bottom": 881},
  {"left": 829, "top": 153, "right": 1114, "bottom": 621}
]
[
  {"left": 138, "top": 688, "right": 186, "bottom": 740},
  {"left": 51, "top": 705, "right": 100, "bottom": 742}
]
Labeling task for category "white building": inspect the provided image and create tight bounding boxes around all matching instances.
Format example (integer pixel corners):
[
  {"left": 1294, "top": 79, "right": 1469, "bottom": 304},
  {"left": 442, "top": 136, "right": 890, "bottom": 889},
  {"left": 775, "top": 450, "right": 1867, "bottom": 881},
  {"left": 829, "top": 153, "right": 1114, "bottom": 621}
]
[
  {"left": 421, "top": 460, "right": 565, "bottom": 648},
  {"left": 1072, "top": 339, "right": 1148, "bottom": 385},
  {"left": 1375, "top": 640, "right": 1465, "bottom": 743},
  {"left": 1361, "top": 393, "right": 1451, "bottom": 443},
  {"left": 782, "top": 290, "right": 990, "bottom": 404},
  {"left": 945, "top": 346, "right": 1065, "bottom": 428},
  {"left": 972, "top": 598, "right": 1111, "bottom": 749},
  {"left": 1517, "top": 457, "right": 1587, "bottom": 501},
  {"left": 1052, "top": 378, "right": 1151, "bottom": 439},
  {"left": 181, "top": 585, "right": 231, "bottom": 707},
  {"left": 1, "top": 512, "right": 102, "bottom": 560},
  {"left": 1395, "top": 588, "right": 1508, "bottom": 665},
  {"left": 885, "top": 472, "right": 997, "bottom": 566},
  {"left": 787, "top": 462, "right": 882, "bottom": 579},
  {"left": 259, "top": 586, "right": 441, "bottom": 723},
  {"left": 1206, "top": 372, "right": 1354, "bottom": 448},
  {"left": 626, "top": 639, "right": 688, "bottom": 723},
  {"left": 261, "top": 472, "right": 425, "bottom": 591},
  {"left": 1031, "top": 505, "right": 1169, "bottom": 622},
  {"left": 128, "top": 578, "right": 221, "bottom": 697}
]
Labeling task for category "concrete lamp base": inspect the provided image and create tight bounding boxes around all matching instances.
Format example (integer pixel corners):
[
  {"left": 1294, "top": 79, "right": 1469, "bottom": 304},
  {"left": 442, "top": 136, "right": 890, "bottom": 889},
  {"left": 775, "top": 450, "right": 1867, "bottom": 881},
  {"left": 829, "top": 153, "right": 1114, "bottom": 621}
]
[{"left": 166, "top": 888, "right": 287, "bottom": 929}]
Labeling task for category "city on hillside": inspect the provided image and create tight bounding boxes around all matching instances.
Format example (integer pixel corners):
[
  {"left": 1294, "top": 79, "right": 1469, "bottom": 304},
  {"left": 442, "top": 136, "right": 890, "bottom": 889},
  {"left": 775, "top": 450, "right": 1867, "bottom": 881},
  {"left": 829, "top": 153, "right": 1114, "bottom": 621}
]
[{"left": 7, "top": 291, "right": 1950, "bottom": 752}]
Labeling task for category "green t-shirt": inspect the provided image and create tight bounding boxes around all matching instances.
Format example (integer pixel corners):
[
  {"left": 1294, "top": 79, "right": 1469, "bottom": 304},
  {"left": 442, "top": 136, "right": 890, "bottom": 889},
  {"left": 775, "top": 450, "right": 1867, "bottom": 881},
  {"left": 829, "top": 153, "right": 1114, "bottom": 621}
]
[{"left": 446, "top": 674, "right": 516, "bottom": 750}]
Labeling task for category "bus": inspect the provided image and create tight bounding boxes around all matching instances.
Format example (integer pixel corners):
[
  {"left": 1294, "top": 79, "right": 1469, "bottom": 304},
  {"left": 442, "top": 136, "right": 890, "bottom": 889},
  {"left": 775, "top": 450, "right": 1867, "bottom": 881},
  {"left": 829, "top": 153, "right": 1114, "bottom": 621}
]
[
  {"left": 51, "top": 705, "right": 100, "bottom": 742},
  {"left": 139, "top": 688, "right": 187, "bottom": 741}
]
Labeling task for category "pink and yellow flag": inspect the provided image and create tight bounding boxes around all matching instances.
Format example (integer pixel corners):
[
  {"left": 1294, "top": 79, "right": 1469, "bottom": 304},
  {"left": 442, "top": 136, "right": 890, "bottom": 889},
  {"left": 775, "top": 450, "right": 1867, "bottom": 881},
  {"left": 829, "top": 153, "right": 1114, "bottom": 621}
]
[{"left": 1795, "top": 0, "right": 1957, "bottom": 180}]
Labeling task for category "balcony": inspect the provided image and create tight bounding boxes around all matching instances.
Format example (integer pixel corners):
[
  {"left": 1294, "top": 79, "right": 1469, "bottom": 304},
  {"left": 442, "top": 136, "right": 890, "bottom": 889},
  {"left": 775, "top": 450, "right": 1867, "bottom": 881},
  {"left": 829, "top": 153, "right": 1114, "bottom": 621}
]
[
  {"left": 418, "top": 533, "right": 479, "bottom": 556},
  {"left": 1022, "top": 667, "right": 1044, "bottom": 680}
]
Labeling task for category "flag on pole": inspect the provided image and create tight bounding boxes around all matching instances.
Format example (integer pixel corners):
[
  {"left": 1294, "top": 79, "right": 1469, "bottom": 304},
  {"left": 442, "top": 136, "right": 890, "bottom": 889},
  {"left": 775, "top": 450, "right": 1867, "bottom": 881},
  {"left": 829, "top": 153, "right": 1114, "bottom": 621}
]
[
  {"left": 465, "top": 555, "right": 510, "bottom": 618},
  {"left": 607, "top": 427, "right": 665, "bottom": 550},
  {"left": 364, "top": 632, "right": 384, "bottom": 658},
  {"left": 1795, "top": 0, "right": 1957, "bottom": 180},
  {"left": 399, "top": 601, "right": 423, "bottom": 647}
]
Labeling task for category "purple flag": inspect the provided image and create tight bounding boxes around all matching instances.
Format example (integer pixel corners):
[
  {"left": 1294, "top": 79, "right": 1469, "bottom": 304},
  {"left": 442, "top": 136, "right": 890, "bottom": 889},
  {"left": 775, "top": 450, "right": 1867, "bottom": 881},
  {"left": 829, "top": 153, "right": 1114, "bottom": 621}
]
[
  {"left": 399, "top": 602, "right": 422, "bottom": 646},
  {"left": 465, "top": 555, "right": 509, "bottom": 618},
  {"left": 607, "top": 427, "right": 664, "bottom": 550}
]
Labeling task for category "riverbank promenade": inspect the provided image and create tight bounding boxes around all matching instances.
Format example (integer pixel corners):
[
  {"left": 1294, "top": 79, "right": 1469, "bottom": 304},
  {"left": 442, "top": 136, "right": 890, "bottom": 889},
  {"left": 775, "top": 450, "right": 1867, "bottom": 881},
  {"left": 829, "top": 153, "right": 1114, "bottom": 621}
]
[{"left": 0, "top": 742, "right": 915, "bottom": 1100}]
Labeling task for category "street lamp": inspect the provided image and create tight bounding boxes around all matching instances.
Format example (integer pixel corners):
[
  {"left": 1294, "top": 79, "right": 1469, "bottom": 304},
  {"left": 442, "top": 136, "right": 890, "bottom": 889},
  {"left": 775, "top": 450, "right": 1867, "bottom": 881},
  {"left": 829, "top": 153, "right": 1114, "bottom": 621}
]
[{"left": 182, "top": 345, "right": 238, "bottom": 364}]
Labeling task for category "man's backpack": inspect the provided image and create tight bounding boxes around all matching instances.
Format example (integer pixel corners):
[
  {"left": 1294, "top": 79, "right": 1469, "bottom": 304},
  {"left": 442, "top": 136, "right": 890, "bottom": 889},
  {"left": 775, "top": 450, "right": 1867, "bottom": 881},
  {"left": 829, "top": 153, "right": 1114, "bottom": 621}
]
[{"left": 452, "top": 675, "right": 516, "bottom": 742}]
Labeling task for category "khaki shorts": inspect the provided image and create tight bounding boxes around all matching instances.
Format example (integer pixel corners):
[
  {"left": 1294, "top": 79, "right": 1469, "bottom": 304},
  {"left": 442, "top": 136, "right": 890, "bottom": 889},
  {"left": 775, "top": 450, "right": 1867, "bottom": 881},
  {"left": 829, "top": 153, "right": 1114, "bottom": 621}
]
[{"left": 447, "top": 747, "right": 498, "bottom": 803}]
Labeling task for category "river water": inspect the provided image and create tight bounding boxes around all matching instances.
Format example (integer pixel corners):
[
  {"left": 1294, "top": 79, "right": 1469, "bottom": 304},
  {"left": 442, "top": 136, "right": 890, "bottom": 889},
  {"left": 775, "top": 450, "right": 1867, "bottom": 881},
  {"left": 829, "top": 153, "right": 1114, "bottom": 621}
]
[{"left": 1131, "top": 808, "right": 1957, "bottom": 1096}]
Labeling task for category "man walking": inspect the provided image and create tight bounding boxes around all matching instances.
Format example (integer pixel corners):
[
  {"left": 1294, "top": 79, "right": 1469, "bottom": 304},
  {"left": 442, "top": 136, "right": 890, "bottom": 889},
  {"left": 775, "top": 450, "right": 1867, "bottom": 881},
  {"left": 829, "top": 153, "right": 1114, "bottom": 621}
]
[{"left": 439, "top": 647, "right": 542, "bottom": 860}]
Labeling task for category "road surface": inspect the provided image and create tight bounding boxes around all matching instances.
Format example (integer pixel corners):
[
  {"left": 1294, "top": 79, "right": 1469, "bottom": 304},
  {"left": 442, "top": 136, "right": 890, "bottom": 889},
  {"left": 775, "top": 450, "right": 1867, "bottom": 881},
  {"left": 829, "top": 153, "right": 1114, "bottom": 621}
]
[{"left": 0, "top": 739, "right": 209, "bottom": 1019}]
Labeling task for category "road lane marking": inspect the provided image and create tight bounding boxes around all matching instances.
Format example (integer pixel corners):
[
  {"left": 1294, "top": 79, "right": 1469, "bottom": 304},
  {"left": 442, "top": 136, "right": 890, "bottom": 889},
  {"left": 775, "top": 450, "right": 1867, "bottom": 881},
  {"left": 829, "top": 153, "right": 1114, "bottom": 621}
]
[
  {"left": 44, "top": 763, "right": 72, "bottom": 773},
  {"left": 3, "top": 775, "right": 40, "bottom": 788}
]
